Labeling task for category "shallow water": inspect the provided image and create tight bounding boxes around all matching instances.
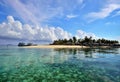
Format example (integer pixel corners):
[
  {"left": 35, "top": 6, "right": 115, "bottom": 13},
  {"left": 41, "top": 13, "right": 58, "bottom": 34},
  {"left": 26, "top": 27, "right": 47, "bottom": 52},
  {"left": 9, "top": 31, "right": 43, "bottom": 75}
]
[{"left": 0, "top": 46, "right": 120, "bottom": 82}]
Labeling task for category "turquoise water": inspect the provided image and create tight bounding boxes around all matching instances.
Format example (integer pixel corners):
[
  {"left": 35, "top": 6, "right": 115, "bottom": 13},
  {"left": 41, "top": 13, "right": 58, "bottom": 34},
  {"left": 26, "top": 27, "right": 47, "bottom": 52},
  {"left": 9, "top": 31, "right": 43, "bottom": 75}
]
[{"left": 0, "top": 46, "right": 120, "bottom": 82}]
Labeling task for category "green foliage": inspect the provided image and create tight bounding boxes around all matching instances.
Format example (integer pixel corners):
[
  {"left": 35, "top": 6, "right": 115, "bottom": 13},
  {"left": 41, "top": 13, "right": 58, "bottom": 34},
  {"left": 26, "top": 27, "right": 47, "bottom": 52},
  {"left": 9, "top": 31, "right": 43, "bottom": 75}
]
[
  {"left": 18, "top": 42, "right": 26, "bottom": 46},
  {"left": 73, "top": 36, "right": 77, "bottom": 44},
  {"left": 26, "top": 43, "right": 33, "bottom": 46},
  {"left": 51, "top": 36, "right": 119, "bottom": 46},
  {"left": 18, "top": 42, "right": 34, "bottom": 46}
]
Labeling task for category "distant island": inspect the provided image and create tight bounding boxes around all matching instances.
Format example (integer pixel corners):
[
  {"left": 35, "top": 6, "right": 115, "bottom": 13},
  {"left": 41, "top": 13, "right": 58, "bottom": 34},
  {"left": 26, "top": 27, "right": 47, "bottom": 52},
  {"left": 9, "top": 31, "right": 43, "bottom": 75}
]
[
  {"left": 18, "top": 36, "right": 120, "bottom": 48},
  {"left": 18, "top": 42, "right": 37, "bottom": 46},
  {"left": 51, "top": 36, "right": 120, "bottom": 47}
]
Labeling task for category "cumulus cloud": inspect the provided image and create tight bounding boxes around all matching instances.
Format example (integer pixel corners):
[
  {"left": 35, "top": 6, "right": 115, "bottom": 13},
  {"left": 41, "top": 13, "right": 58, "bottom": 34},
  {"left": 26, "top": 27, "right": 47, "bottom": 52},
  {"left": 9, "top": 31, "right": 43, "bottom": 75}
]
[
  {"left": 0, "top": 16, "right": 71, "bottom": 42},
  {"left": 7, "top": 16, "right": 15, "bottom": 23},
  {"left": 76, "top": 30, "right": 96, "bottom": 39},
  {"left": 85, "top": 3, "right": 120, "bottom": 22},
  {"left": 0, "top": 16, "right": 97, "bottom": 43}
]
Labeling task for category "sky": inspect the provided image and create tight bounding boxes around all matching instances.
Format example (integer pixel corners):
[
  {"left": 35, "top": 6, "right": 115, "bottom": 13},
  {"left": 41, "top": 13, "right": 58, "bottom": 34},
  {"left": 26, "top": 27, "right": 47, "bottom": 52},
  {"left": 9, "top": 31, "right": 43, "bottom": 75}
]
[{"left": 0, "top": 0, "right": 120, "bottom": 45}]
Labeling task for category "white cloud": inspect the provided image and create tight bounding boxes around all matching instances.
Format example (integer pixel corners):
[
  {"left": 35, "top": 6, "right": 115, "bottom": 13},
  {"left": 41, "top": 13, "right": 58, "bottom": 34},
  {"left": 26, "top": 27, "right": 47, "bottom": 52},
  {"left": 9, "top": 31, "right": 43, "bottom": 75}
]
[
  {"left": 85, "top": 3, "right": 120, "bottom": 22},
  {"left": 7, "top": 16, "right": 15, "bottom": 23},
  {"left": 76, "top": 30, "right": 96, "bottom": 39},
  {"left": 0, "top": 16, "right": 98, "bottom": 43},
  {"left": 105, "top": 22, "right": 116, "bottom": 25},
  {"left": 105, "top": 22, "right": 111, "bottom": 25},
  {"left": 112, "top": 11, "right": 120, "bottom": 17},
  {"left": 66, "top": 14, "right": 78, "bottom": 19},
  {"left": 2, "top": 0, "right": 84, "bottom": 25},
  {"left": 0, "top": 16, "right": 71, "bottom": 42},
  {"left": 117, "top": 37, "right": 120, "bottom": 42},
  {"left": 107, "top": 0, "right": 120, "bottom": 4},
  {"left": 77, "top": 0, "right": 83, "bottom": 4}
]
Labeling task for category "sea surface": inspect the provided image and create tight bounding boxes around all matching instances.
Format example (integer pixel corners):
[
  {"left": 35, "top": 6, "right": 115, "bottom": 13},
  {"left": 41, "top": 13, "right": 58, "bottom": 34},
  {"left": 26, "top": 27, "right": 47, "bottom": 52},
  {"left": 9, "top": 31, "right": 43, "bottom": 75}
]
[{"left": 0, "top": 46, "right": 120, "bottom": 82}]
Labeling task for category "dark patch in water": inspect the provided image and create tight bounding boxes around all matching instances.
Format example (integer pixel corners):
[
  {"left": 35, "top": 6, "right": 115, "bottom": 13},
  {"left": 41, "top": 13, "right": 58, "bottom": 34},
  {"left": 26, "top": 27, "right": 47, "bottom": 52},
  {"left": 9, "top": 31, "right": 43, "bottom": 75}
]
[{"left": 0, "top": 54, "right": 11, "bottom": 56}]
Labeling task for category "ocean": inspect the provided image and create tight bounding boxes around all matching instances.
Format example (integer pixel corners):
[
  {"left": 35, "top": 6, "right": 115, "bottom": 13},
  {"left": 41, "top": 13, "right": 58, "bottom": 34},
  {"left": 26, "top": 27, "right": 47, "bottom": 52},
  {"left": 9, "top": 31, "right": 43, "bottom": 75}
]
[{"left": 0, "top": 46, "right": 120, "bottom": 82}]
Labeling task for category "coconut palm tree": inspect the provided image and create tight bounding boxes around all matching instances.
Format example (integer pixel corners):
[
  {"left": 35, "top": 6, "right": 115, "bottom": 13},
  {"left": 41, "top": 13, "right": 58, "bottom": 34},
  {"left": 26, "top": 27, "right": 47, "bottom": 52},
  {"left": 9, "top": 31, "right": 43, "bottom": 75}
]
[{"left": 73, "top": 36, "right": 77, "bottom": 44}]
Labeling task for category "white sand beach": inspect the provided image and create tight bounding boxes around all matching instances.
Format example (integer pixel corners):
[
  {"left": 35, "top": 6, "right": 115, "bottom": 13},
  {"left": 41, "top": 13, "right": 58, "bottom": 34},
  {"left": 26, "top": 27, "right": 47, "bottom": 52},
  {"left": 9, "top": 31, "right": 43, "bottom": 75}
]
[{"left": 22, "top": 45, "right": 88, "bottom": 49}]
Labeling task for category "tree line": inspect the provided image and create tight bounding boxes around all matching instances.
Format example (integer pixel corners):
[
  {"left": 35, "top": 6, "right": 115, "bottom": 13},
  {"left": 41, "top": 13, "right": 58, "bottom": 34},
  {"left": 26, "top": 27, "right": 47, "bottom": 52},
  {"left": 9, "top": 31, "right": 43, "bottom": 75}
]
[
  {"left": 51, "top": 36, "right": 119, "bottom": 46},
  {"left": 18, "top": 42, "right": 37, "bottom": 46}
]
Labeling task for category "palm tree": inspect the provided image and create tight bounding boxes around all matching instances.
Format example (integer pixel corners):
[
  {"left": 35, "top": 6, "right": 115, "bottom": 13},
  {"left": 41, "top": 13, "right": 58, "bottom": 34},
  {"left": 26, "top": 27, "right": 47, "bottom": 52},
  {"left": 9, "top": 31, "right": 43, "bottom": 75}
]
[
  {"left": 84, "top": 36, "right": 89, "bottom": 43},
  {"left": 73, "top": 36, "right": 77, "bottom": 44},
  {"left": 18, "top": 42, "right": 25, "bottom": 46}
]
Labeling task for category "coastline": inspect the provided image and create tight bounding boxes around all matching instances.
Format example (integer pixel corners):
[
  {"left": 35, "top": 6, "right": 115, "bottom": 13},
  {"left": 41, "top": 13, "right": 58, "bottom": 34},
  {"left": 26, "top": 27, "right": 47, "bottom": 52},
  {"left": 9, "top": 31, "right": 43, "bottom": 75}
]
[{"left": 21, "top": 45, "right": 111, "bottom": 49}]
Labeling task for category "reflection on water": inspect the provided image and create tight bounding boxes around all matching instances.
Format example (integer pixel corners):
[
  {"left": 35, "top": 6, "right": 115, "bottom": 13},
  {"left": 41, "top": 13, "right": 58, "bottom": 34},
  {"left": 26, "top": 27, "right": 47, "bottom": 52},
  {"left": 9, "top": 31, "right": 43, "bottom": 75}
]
[
  {"left": 54, "top": 48, "right": 120, "bottom": 59},
  {"left": 0, "top": 46, "right": 120, "bottom": 82}
]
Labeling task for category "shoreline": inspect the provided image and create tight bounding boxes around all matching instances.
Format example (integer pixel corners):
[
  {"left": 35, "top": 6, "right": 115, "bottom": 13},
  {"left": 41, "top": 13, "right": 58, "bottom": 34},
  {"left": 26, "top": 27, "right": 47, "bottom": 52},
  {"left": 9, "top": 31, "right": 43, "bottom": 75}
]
[{"left": 21, "top": 45, "right": 111, "bottom": 49}]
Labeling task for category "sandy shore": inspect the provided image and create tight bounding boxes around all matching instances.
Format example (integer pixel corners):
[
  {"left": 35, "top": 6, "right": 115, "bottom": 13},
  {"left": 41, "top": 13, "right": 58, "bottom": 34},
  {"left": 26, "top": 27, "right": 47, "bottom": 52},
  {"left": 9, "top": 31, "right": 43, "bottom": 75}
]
[{"left": 22, "top": 45, "right": 88, "bottom": 49}]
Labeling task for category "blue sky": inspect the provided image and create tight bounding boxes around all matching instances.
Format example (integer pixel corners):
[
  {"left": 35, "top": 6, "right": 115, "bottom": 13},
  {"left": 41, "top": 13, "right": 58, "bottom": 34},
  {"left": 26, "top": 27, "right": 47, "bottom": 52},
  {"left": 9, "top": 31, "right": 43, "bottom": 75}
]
[{"left": 0, "top": 0, "right": 120, "bottom": 44}]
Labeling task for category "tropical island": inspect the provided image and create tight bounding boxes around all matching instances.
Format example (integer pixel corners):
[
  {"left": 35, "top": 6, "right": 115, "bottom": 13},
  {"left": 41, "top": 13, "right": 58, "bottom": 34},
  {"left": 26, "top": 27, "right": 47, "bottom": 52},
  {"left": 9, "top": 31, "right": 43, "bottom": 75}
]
[
  {"left": 18, "top": 42, "right": 37, "bottom": 46},
  {"left": 18, "top": 36, "right": 120, "bottom": 48},
  {"left": 51, "top": 36, "right": 120, "bottom": 47}
]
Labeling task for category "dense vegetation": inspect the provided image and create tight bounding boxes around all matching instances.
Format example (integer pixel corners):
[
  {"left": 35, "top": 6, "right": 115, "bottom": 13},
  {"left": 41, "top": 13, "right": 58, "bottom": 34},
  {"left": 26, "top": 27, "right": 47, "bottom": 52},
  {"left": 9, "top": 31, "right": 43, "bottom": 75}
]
[
  {"left": 51, "top": 36, "right": 119, "bottom": 46},
  {"left": 18, "top": 42, "right": 37, "bottom": 46}
]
